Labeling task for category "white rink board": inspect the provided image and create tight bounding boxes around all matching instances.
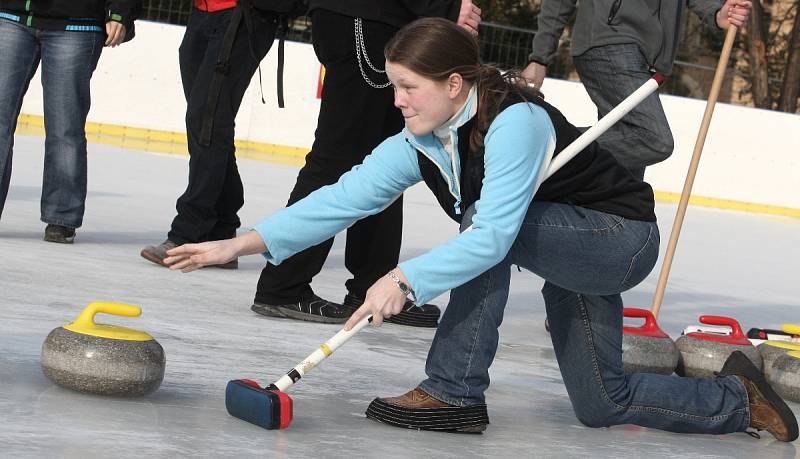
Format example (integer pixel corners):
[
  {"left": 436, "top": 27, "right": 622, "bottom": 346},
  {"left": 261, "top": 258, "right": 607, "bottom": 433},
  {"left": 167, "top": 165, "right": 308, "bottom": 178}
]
[{"left": 18, "top": 20, "right": 800, "bottom": 209}]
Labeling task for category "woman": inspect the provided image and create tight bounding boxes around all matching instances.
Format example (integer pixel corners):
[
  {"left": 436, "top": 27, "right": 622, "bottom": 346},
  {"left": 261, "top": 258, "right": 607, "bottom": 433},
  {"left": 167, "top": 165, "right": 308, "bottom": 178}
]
[{"left": 164, "top": 18, "right": 796, "bottom": 440}]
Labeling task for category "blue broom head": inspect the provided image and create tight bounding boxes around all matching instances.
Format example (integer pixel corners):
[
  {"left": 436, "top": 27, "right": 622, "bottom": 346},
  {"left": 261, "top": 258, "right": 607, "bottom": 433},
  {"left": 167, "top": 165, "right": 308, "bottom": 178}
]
[{"left": 225, "top": 379, "right": 293, "bottom": 430}]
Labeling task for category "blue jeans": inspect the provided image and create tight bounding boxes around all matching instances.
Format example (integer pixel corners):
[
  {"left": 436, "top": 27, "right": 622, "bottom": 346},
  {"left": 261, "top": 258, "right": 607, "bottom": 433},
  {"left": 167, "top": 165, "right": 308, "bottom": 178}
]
[
  {"left": 573, "top": 44, "right": 674, "bottom": 180},
  {"left": 0, "top": 19, "right": 103, "bottom": 228},
  {"left": 419, "top": 202, "right": 751, "bottom": 434}
]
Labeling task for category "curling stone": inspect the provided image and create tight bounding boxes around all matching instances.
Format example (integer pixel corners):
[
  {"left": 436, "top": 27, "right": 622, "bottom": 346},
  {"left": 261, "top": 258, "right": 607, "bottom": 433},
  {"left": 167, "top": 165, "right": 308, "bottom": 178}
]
[
  {"left": 675, "top": 315, "right": 762, "bottom": 378},
  {"left": 757, "top": 341, "right": 800, "bottom": 380},
  {"left": 621, "top": 308, "right": 679, "bottom": 375},
  {"left": 769, "top": 350, "right": 800, "bottom": 403},
  {"left": 41, "top": 302, "right": 165, "bottom": 396}
]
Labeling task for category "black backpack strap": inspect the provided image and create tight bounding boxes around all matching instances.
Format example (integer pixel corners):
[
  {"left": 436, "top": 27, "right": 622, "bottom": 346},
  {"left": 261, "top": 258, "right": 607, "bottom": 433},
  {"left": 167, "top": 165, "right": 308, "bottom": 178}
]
[
  {"left": 276, "top": 15, "right": 288, "bottom": 108},
  {"left": 199, "top": 6, "right": 245, "bottom": 147}
]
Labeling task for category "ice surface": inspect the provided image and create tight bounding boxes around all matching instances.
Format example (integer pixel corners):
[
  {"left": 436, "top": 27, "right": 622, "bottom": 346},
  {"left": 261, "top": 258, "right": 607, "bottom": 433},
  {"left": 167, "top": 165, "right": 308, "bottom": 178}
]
[{"left": 1, "top": 135, "right": 798, "bottom": 458}]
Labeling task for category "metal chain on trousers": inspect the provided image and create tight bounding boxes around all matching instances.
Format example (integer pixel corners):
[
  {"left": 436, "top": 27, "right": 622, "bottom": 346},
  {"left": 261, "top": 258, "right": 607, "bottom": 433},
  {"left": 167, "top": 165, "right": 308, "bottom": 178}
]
[{"left": 354, "top": 18, "right": 390, "bottom": 89}]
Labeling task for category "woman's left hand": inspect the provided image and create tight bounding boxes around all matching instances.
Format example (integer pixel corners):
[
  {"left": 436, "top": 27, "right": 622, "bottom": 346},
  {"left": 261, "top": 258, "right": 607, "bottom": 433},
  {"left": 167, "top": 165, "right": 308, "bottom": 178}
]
[{"left": 344, "top": 270, "right": 409, "bottom": 330}]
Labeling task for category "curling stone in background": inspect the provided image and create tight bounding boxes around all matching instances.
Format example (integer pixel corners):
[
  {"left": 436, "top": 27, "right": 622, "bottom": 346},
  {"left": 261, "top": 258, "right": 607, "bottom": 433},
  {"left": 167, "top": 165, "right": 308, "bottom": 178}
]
[
  {"left": 769, "top": 351, "right": 800, "bottom": 403},
  {"left": 675, "top": 315, "right": 762, "bottom": 379},
  {"left": 757, "top": 341, "right": 800, "bottom": 380},
  {"left": 621, "top": 308, "right": 679, "bottom": 375},
  {"left": 41, "top": 302, "right": 165, "bottom": 396}
]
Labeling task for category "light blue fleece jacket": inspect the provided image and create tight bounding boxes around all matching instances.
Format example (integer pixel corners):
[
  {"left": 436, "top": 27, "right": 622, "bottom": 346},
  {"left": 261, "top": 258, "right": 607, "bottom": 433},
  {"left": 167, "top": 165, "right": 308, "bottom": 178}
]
[{"left": 253, "top": 98, "right": 556, "bottom": 305}]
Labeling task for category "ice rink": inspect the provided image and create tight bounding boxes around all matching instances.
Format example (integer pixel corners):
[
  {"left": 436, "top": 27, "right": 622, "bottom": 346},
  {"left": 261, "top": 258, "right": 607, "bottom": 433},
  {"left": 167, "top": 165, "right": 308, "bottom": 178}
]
[{"left": 1, "top": 134, "right": 798, "bottom": 458}]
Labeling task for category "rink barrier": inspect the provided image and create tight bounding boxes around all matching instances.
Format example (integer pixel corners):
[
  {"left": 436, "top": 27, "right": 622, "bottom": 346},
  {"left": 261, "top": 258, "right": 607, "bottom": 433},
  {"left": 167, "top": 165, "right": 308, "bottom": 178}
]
[{"left": 15, "top": 113, "right": 800, "bottom": 219}]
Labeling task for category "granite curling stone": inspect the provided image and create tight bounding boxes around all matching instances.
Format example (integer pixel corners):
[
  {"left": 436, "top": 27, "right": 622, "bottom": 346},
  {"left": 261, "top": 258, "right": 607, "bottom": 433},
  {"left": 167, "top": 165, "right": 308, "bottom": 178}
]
[
  {"left": 757, "top": 341, "right": 800, "bottom": 380},
  {"left": 769, "top": 350, "right": 800, "bottom": 403},
  {"left": 621, "top": 308, "right": 679, "bottom": 375},
  {"left": 41, "top": 302, "right": 165, "bottom": 396},
  {"left": 675, "top": 315, "right": 762, "bottom": 379}
]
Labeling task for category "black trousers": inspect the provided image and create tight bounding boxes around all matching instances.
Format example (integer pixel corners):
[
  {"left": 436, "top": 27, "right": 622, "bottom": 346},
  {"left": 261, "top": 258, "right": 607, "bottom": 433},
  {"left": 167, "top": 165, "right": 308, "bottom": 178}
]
[
  {"left": 169, "top": 8, "right": 277, "bottom": 244},
  {"left": 255, "top": 10, "right": 404, "bottom": 304}
]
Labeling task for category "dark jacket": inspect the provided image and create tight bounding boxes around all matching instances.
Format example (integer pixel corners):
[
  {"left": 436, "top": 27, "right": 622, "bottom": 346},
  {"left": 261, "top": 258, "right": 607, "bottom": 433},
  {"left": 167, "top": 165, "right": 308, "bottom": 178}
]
[
  {"left": 0, "top": 0, "right": 141, "bottom": 41},
  {"left": 530, "top": 0, "right": 722, "bottom": 75},
  {"left": 309, "top": 0, "right": 460, "bottom": 28},
  {"left": 418, "top": 93, "right": 656, "bottom": 223}
]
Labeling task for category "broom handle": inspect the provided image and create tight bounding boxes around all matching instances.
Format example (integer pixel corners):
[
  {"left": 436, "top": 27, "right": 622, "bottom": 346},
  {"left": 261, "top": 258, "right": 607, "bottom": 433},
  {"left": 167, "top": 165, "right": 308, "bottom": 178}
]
[
  {"left": 545, "top": 75, "right": 664, "bottom": 179},
  {"left": 651, "top": 26, "right": 738, "bottom": 318},
  {"left": 271, "top": 74, "right": 668, "bottom": 392},
  {"left": 272, "top": 316, "right": 372, "bottom": 391}
]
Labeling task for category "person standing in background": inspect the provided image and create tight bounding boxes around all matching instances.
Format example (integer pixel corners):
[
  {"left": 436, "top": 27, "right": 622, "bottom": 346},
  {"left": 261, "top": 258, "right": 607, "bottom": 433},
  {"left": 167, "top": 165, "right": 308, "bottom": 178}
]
[
  {"left": 0, "top": 0, "right": 141, "bottom": 243},
  {"left": 248, "top": 0, "right": 481, "bottom": 327},
  {"left": 140, "top": 0, "right": 280, "bottom": 267},
  {"left": 522, "top": 0, "right": 752, "bottom": 180}
]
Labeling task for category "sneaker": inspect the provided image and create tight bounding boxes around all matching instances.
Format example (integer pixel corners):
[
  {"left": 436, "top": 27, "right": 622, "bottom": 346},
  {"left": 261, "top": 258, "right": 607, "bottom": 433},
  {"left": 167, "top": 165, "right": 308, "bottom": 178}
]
[
  {"left": 366, "top": 387, "right": 489, "bottom": 433},
  {"left": 343, "top": 293, "right": 440, "bottom": 328},
  {"left": 43, "top": 224, "right": 75, "bottom": 244},
  {"left": 719, "top": 350, "right": 799, "bottom": 442},
  {"left": 251, "top": 294, "right": 352, "bottom": 324},
  {"left": 140, "top": 239, "right": 238, "bottom": 269}
]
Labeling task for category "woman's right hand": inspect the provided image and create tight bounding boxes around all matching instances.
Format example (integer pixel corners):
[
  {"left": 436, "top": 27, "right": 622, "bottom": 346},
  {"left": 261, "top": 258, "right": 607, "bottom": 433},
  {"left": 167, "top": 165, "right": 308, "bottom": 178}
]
[
  {"left": 164, "top": 240, "right": 239, "bottom": 272},
  {"left": 164, "top": 230, "right": 268, "bottom": 272}
]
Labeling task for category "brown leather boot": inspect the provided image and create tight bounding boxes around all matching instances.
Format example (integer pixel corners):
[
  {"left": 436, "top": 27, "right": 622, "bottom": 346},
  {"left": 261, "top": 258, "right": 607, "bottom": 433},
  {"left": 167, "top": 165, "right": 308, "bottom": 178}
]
[
  {"left": 720, "top": 351, "right": 798, "bottom": 442},
  {"left": 366, "top": 387, "right": 489, "bottom": 433},
  {"left": 380, "top": 387, "right": 453, "bottom": 409}
]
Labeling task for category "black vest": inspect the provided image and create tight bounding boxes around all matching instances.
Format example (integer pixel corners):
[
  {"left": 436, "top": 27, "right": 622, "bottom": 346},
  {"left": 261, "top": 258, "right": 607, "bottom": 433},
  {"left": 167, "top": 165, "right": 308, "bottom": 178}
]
[{"left": 416, "top": 94, "right": 657, "bottom": 223}]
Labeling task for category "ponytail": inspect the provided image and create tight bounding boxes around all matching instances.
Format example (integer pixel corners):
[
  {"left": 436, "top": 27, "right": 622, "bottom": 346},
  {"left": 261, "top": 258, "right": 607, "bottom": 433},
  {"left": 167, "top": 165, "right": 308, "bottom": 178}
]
[{"left": 470, "top": 65, "right": 542, "bottom": 152}]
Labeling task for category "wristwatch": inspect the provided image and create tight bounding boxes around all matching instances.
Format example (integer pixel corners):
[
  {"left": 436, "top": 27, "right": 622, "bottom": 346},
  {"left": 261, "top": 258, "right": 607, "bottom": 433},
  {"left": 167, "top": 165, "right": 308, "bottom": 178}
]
[{"left": 389, "top": 270, "right": 417, "bottom": 304}]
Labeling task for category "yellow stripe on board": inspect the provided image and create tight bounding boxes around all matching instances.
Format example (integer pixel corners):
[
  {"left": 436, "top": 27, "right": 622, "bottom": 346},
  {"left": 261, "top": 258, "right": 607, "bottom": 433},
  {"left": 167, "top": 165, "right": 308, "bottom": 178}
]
[
  {"left": 16, "top": 113, "right": 307, "bottom": 167},
  {"left": 15, "top": 114, "right": 800, "bottom": 219},
  {"left": 652, "top": 192, "right": 800, "bottom": 219},
  {"left": 319, "top": 344, "right": 333, "bottom": 357}
]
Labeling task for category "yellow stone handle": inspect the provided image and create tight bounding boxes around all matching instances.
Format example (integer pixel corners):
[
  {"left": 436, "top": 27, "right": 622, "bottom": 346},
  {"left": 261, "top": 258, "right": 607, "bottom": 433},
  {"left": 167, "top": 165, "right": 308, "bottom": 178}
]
[
  {"left": 64, "top": 302, "right": 153, "bottom": 341},
  {"left": 765, "top": 341, "right": 800, "bottom": 351},
  {"left": 72, "top": 301, "right": 142, "bottom": 327},
  {"left": 782, "top": 324, "right": 800, "bottom": 335}
]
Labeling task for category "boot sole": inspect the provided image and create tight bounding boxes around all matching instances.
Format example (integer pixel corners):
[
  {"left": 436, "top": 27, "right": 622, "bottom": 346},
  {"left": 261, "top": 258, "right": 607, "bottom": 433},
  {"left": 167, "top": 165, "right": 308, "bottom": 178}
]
[
  {"left": 44, "top": 235, "right": 75, "bottom": 244},
  {"left": 251, "top": 303, "right": 348, "bottom": 324},
  {"left": 366, "top": 398, "right": 488, "bottom": 433},
  {"left": 729, "top": 352, "right": 799, "bottom": 442}
]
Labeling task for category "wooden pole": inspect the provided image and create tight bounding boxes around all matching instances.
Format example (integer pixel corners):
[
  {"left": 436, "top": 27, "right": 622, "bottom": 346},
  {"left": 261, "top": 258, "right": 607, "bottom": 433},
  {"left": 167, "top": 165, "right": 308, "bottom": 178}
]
[{"left": 651, "top": 26, "right": 738, "bottom": 318}]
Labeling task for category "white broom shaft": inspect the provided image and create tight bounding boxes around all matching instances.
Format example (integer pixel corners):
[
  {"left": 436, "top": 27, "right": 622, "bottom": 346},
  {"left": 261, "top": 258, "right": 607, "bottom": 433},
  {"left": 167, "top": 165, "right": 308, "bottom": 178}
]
[
  {"left": 273, "top": 317, "right": 371, "bottom": 391},
  {"left": 545, "top": 76, "right": 663, "bottom": 179}
]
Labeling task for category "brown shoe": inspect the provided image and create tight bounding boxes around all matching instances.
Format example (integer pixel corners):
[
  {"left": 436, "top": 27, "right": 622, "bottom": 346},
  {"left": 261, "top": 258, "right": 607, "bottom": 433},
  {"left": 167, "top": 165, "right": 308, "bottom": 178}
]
[
  {"left": 720, "top": 351, "right": 798, "bottom": 442},
  {"left": 366, "top": 387, "right": 489, "bottom": 433},
  {"left": 140, "top": 240, "right": 178, "bottom": 267},
  {"left": 380, "top": 387, "right": 452, "bottom": 409},
  {"left": 140, "top": 240, "right": 238, "bottom": 269}
]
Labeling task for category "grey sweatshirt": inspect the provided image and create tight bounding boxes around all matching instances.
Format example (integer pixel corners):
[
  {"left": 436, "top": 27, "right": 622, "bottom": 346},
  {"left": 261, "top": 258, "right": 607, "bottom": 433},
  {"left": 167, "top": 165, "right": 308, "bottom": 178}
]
[{"left": 530, "top": 0, "right": 723, "bottom": 75}]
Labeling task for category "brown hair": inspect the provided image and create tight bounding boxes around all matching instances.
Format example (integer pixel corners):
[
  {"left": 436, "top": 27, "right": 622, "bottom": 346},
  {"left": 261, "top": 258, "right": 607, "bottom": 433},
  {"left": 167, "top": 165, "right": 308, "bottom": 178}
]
[{"left": 385, "top": 17, "right": 540, "bottom": 152}]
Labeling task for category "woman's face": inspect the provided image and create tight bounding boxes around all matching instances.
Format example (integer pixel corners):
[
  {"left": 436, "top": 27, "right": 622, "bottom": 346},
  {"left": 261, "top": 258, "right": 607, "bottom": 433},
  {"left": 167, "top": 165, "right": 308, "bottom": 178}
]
[{"left": 385, "top": 61, "right": 465, "bottom": 136}]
